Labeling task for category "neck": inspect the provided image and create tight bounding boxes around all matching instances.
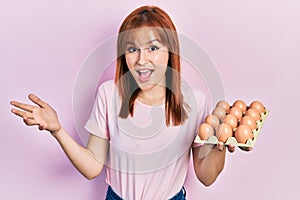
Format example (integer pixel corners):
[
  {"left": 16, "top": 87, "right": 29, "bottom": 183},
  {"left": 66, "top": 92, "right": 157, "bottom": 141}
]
[{"left": 138, "top": 85, "right": 166, "bottom": 105}]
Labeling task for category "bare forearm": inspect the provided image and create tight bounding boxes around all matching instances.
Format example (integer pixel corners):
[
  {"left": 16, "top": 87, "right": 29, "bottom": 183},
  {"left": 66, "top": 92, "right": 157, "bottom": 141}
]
[
  {"left": 52, "top": 128, "right": 104, "bottom": 180},
  {"left": 193, "top": 145, "right": 226, "bottom": 186}
]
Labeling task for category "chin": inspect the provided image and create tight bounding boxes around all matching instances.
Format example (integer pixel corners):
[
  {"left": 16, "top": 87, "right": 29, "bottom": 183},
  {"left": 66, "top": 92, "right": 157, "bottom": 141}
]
[{"left": 138, "top": 82, "right": 156, "bottom": 91}]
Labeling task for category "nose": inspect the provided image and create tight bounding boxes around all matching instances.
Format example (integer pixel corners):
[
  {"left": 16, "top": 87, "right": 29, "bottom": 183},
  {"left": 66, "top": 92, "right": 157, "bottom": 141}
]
[{"left": 137, "top": 49, "right": 148, "bottom": 66}]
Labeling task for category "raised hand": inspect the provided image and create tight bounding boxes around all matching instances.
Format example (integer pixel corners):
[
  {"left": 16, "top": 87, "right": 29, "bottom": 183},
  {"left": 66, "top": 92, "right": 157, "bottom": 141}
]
[{"left": 10, "top": 94, "right": 61, "bottom": 134}]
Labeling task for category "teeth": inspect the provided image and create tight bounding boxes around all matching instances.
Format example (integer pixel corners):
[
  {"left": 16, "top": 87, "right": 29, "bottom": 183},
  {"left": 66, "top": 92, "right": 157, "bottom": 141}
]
[
  {"left": 137, "top": 69, "right": 151, "bottom": 73},
  {"left": 136, "top": 69, "right": 153, "bottom": 75}
]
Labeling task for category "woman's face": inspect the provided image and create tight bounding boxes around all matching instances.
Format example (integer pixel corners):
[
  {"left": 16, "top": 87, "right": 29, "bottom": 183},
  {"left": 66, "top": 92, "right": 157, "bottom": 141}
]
[{"left": 125, "top": 29, "right": 169, "bottom": 92}]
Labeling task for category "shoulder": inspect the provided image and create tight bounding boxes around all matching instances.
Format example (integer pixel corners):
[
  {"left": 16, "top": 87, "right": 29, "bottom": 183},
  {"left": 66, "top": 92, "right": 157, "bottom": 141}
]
[
  {"left": 98, "top": 79, "right": 115, "bottom": 91},
  {"left": 181, "top": 82, "right": 209, "bottom": 109},
  {"left": 96, "top": 80, "right": 116, "bottom": 96},
  {"left": 93, "top": 80, "right": 118, "bottom": 106}
]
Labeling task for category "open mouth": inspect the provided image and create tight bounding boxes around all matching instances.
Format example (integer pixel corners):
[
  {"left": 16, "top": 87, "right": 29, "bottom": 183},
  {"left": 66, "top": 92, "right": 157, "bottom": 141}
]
[{"left": 136, "top": 69, "right": 154, "bottom": 82}]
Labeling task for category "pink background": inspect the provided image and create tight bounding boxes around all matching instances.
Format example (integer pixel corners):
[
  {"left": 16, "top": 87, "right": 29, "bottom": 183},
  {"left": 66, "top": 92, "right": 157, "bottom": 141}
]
[{"left": 1, "top": 0, "right": 299, "bottom": 199}]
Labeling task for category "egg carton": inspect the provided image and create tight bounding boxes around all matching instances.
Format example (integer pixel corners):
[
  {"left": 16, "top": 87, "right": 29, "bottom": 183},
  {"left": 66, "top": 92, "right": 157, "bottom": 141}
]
[{"left": 194, "top": 109, "right": 269, "bottom": 148}]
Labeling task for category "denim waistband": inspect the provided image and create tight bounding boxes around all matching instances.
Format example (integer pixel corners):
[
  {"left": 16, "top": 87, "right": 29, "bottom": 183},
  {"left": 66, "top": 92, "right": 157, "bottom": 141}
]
[{"left": 105, "top": 185, "right": 186, "bottom": 200}]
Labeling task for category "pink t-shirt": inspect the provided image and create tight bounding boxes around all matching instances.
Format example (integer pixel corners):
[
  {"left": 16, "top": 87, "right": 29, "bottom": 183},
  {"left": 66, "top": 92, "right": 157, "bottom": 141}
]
[{"left": 85, "top": 80, "right": 209, "bottom": 200}]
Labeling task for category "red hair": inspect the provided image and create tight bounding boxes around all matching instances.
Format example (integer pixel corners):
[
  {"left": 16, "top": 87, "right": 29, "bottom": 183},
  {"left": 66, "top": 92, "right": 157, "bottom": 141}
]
[{"left": 115, "top": 5, "right": 189, "bottom": 126}]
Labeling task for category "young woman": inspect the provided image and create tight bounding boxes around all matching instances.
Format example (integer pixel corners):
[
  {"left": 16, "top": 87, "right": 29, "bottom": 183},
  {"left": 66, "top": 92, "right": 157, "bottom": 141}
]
[{"left": 10, "top": 5, "right": 242, "bottom": 200}]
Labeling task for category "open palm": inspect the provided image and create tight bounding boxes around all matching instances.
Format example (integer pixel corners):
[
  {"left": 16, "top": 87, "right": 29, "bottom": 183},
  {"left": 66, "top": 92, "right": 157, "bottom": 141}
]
[{"left": 10, "top": 94, "right": 61, "bottom": 133}]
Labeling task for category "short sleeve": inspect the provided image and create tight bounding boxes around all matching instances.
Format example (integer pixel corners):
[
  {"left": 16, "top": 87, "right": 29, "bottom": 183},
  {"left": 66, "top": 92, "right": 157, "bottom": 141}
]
[
  {"left": 84, "top": 83, "right": 110, "bottom": 140},
  {"left": 192, "top": 89, "right": 211, "bottom": 148}
]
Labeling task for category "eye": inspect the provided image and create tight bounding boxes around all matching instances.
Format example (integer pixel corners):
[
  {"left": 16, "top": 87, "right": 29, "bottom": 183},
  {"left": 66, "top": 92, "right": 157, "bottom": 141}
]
[
  {"left": 127, "top": 47, "right": 138, "bottom": 53},
  {"left": 149, "top": 45, "right": 159, "bottom": 51}
]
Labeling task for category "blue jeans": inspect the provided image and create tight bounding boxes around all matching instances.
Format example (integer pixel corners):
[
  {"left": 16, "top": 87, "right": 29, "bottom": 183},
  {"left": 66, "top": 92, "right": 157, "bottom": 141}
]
[{"left": 105, "top": 185, "right": 186, "bottom": 200}]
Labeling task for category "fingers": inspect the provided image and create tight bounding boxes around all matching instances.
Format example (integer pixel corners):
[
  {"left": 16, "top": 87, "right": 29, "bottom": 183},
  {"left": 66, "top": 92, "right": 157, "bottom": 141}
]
[
  {"left": 28, "top": 94, "right": 47, "bottom": 108},
  {"left": 10, "top": 101, "right": 35, "bottom": 112},
  {"left": 11, "top": 108, "right": 33, "bottom": 119},
  {"left": 10, "top": 94, "right": 48, "bottom": 116},
  {"left": 11, "top": 108, "right": 39, "bottom": 125},
  {"left": 216, "top": 142, "right": 224, "bottom": 151},
  {"left": 10, "top": 95, "right": 52, "bottom": 132},
  {"left": 23, "top": 118, "right": 40, "bottom": 126},
  {"left": 10, "top": 100, "right": 37, "bottom": 123},
  {"left": 10, "top": 94, "right": 44, "bottom": 112},
  {"left": 227, "top": 144, "right": 236, "bottom": 153},
  {"left": 38, "top": 123, "right": 46, "bottom": 130},
  {"left": 213, "top": 142, "right": 252, "bottom": 153},
  {"left": 216, "top": 142, "right": 236, "bottom": 153},
  {"left": 12, "top": 108, "right": 46, "bottom": 129}
]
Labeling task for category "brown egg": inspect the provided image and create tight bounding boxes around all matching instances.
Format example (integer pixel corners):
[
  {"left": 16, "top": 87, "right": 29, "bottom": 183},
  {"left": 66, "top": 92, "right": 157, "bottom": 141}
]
[
  {"left": 233, "top": 100, "right": 247, "bottom": 113},
  {"left": 244, "top": 108, "right": 261, "bottom": 121},
  {"left": 216, "top": 100, "right": 230, "bottom": 113},
  {"left": 216, "top": 123, "right": 233, "bottom": 143},
  {"left": 234, "top": 124, "right": 253, "bottom": 144},
  {"left": 228, "top": 107, "right": 243, "bottom": 121},
  {"left": 223, "top": 114, "right": 238, "bottom": 129},
  {"left": 240, "top": 116, "right": 257, "bottom": 130},
  {"left": 198, "top": 123, "right": 214, "bottom": 140},
  {"left": 204, "top": 114, "right": 220, "bottom": 128},
  {"left": 249, "top": 100, "right": 265, "bottom": 113},
  {"left": 212, "top": 106, "right": 227, "bottom": 121}
]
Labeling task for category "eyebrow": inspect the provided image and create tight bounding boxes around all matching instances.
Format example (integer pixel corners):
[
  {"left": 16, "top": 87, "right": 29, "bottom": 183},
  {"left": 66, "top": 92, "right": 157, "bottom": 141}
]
[{"left": 125, "top": 39, "right": 161, "bottom": 46}]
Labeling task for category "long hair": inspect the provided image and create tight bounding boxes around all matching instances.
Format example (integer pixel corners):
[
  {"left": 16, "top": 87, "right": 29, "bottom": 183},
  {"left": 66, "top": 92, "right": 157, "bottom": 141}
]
[{"left": 114, "top": 5, "right": 189, "bottom": 126}]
